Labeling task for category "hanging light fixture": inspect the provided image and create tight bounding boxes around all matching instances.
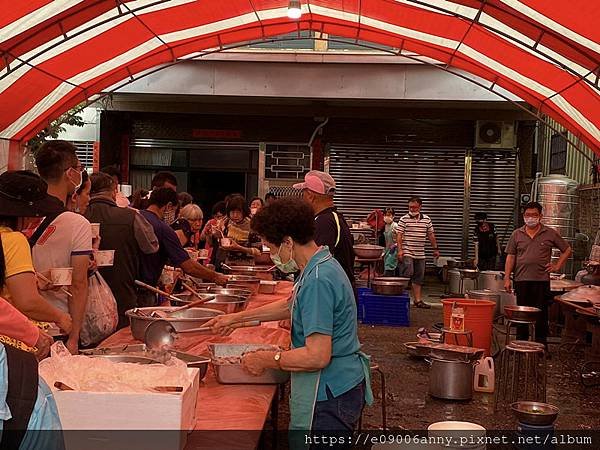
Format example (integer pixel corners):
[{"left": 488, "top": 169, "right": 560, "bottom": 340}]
[{"left": 287, "top": 0, "right": 302, "bottom": 19}]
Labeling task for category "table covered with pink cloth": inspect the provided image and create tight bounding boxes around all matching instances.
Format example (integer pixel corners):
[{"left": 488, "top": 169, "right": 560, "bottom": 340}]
[{"left": 99, "top": 281, "right": 294, "bottom": 449}]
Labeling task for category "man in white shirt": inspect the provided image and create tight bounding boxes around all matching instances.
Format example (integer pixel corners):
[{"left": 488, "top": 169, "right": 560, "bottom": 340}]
[{"left": 33, "top": 140, "right": 93, "bottom": 354}]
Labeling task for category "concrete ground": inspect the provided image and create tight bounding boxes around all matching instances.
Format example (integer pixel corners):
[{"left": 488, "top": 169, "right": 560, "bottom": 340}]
[{"left": 357, "top": 275, "right": 600, "bottom": 431}]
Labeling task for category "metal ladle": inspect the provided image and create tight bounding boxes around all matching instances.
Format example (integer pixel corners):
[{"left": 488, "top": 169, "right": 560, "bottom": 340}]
[{"left": 144, "top": 319, "right": 261, "bottom": 351}]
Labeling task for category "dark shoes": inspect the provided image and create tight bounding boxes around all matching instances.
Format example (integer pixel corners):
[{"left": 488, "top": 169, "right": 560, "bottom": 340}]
[{"left": 413, "top": 301, "right": 431, "bottom": 309}]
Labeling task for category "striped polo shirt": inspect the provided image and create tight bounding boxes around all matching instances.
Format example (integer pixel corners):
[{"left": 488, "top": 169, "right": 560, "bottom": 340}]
[{"left": 397, "top": 213, "right": 434, "bottom": 259}]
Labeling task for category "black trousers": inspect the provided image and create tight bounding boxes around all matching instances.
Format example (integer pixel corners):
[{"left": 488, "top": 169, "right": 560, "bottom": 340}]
[{"left": 513, "top": 280, "right": 551, "bottom": 346}]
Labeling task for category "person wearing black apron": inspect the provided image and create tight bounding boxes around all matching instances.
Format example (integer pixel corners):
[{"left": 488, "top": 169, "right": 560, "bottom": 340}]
[{"left": 205, "top": 198, "right": 372, "bottom": 448}]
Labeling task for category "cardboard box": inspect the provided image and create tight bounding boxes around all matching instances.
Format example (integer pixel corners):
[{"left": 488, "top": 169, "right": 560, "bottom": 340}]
[{"left": 50, "top": 368, "right": 199, "bottom": 450}]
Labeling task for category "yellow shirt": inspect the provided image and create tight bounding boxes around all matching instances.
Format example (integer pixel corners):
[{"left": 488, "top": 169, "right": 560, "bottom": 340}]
[{"left": 0, "top": 226, "right": 35, "bottom": 301}]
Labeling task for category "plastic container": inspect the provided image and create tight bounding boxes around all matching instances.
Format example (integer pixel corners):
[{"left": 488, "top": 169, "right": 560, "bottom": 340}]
[
  {"left": 442, "top": 299, "right": 495, "bottom": 355},
  {"left": 50, "top": 268, "right": 73, "bottom": 286},
  {"left": 428, "top": 421, "right": 486, "bottom": 450},
  {"left": 359, "top": 289, "right": 410, "bottom": 326},
  {"left": 474, "top": 356, "right": 495, "bottom": 393}
]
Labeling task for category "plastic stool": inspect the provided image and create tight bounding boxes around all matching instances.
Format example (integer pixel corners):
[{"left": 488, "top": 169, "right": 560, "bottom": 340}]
[
  {"left": 441, "top": 327, "right": 474, "bottom": 347},
  {"left": 358, "top": 363, "right": 387, "bottom": 430},
  {"left": 505, "top": 319, "right": 536, "bottom": 346},
  {"left": 494, "top": 341, "right": 547, "bottom": 410}
]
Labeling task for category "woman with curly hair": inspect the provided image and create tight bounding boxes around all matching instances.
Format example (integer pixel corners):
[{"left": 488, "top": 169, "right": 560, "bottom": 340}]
[{"left": 205, "top": 197, "right": 372, "bottom": 440}]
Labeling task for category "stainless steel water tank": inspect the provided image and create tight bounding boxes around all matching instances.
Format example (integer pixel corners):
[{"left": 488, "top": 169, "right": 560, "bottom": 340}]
[{"left": 537, "top": 175, "right": 578, "bottom": 275}]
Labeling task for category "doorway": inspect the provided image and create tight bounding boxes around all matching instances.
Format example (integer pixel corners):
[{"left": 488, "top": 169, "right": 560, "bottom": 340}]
[{"left": 188, "top": 171, "right": 246, "bottom": 215}]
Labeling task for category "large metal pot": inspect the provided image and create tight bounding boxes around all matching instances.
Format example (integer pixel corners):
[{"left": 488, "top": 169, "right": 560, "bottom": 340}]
[
  {"left": 371, "top": 277, "right": 410, "bottom": 296},
  {"left": 478, "top": 271, "right": 509, "bottom": 292},
  {"left": 448, "top": 269, "right": 476, "bottom": 295},
  {"left": 126, "top": 307, "right": 223, "bottom": 341},
  {"left": 429, "top": 358, "right": 474, "bottom": 400}
]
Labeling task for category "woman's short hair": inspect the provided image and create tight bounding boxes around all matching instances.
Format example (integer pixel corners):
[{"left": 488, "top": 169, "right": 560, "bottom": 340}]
[
  {"left": 251, "top": 198, "right": 315, "bottom": 246},
  {"left": 179, "top": 203, "right": 203, "bottom": 221},
  {"left": 226, "top": 195, "right": 250, "bottom": 218}
]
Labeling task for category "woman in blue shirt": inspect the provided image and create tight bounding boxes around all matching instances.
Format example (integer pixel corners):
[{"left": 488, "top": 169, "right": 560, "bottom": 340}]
[{"left": 206, "top": 198, "right": 372, "bottom": 437}]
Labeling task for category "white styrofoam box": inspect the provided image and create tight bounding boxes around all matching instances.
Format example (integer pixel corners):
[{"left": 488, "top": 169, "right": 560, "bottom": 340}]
[{"left": 50, "top": 368, "right": 199, "bottom": 450}]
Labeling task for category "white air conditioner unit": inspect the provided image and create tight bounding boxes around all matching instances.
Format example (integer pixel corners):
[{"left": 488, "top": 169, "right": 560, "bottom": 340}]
[{"left": 475, "top": 121, "right": 515, "bottom": 149}]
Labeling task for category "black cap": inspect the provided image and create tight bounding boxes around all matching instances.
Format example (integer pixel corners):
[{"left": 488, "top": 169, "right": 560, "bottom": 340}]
[{"left": 0, "top": 171, "right": 65, "bottom": 217}]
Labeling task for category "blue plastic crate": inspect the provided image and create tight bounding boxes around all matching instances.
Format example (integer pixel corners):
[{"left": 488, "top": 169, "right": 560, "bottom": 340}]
[
  {"left": 359, "top": 289, "right": 410, "bottom": 327},
  {"left": 356, "top": 287, "right": 371, "bottom": 321}
]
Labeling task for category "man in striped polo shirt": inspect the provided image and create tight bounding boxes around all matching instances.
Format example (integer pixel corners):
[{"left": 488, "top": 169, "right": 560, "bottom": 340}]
[{"left": 396, "top": 196, "right": 440, "bottom": 308}]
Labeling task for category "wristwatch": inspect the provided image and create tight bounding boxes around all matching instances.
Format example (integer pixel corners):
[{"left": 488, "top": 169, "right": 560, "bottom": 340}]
[{"left": 274, "top": 352, "right": 282, "bottom": 367}]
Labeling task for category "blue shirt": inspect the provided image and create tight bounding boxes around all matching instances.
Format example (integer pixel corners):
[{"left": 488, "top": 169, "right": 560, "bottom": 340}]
[
  {"left": 139, "top": 210, "right": 190, "bottom": 285},
  {"left": 291, "top": 246, "right": 364, "bottom": 401}
]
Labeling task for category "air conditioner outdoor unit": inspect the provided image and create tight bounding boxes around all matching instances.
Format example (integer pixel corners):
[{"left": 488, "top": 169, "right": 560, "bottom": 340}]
[{"left": 475, "top": 121, "right": 515, "bottom": 149}]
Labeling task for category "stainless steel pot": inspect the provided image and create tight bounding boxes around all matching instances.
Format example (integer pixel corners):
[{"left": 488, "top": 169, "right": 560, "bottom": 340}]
[
  {"left": 371, "top": 277, "right": 410, "bottom": 296},
  {"left": 478, "top": 271, "right": 509, "bottom": 292},
  {"left": 429, "top": 358, "right": 475, "bottom": 400},
  {"left": 448, "top": 269, "right": 476, "bottom": 295},
  {"left": 353, "top": 244, "right": 384, "bottom": 259}
]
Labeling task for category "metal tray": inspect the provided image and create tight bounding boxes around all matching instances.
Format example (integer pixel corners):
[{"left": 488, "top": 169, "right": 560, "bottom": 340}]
[
  {"left": 208, "top": 344, "right": 289, "bottom": 384},
  {"left": 81, "top": 344, "right": 211, "bottom": 380}
]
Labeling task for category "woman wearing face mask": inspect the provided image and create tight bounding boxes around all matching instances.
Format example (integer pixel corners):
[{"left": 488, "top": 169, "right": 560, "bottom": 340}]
[
  {"left": 205, "top": 198, "right": 372, "bottom": 440},
  {"left": 249, "top": 197, "right": 264, "bottom": 217},
  {"left": 213, "top": 195, "right": 261, "bottom": 270},
  {"left": 473, "top": 212, "right": 500, "bottom": 271},
  {"left": 382, "top": 208, "right": 400, "bottom": 276}
]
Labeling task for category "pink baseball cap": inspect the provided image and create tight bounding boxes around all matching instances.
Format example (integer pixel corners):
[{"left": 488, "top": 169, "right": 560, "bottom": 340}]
[{"left": 293, "top": 170, "right": 336, "bottom": 195}]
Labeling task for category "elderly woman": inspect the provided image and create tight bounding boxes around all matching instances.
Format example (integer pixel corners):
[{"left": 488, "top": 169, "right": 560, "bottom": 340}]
[
  {"left": 206, "top": 198, "right": 372, "bottom": 435},
  {"left": 67, "top": 170, "right": 91, "bottom": 215},
  {"left": 172, "top": 203, "right": 204, "bottom": 248},
  {"left": 213, "top": 195, "right": 261, "bottom": 268}
]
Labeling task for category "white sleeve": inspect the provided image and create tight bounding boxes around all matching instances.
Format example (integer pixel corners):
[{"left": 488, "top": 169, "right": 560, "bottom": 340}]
[{"left": 69, "top": 213, "right": 93, "bottom": 255}]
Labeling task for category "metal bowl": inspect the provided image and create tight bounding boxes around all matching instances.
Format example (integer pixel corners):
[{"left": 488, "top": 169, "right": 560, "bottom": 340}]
[
  {"left": 126, "top": 307, "right": 224, "bottom": 341},
  {"left": 511, "top": 401, "right": 559, "bottom": 426},
  {"left": 204, "top": 294, "right": 249, "bottom": 314},
  {"left": 371, "top": 277, "right": 410, "bottom": 295},
  {"left": 207, "top": 288, "right": 253, "bottom": 299},
  {"left": 504, "top": 305, "right": 542, "bottom": 321},
  {"left": 353, "top": 244, "right": 384, "bottom": 259},
  {"left": 170, "top": 292, "right": 216, "bottom": 306},
  {"left": 88, "top": 355, "right": 159, "bottom": 364},
  {"left": 224, "top": 265, "right": 274, "bottom": 281},
  {"left": 226, "top": 275, "right": 261, "bottom": 295}
]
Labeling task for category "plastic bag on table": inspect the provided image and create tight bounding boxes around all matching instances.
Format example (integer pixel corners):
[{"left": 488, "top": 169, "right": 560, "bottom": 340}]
[
  {"left": 41, "top": 342, "right": 190, "bottom": 392},
  {"left": 80, "top": 272, "right": 118, "bottom": 347}
]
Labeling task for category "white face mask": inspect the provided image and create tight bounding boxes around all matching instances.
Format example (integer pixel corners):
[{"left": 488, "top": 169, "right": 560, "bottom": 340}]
[
  {"left": 409, "top": 210, "right": 419, "bottom": 217},
  {"left": 67, "top": 167, "right": 82, "bottom": 193},
  {"left": 524, "top": 217, "right": 540, "bottom": 228},
  {"left": 384, "top": 216, "right": 393, "bottom": 224},
  {"left": 250, "top": 207, "right": 258, "bottom": 216}
]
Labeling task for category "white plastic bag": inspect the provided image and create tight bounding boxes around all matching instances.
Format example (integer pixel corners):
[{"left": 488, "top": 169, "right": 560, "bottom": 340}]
[{"left": 81, "top": 272, "right": 118, "bottom": 346}]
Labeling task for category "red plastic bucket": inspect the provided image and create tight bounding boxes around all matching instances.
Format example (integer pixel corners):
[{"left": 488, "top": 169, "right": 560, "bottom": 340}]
[{"left": 442, "top": 298, "right": 495, "bottom": 356}]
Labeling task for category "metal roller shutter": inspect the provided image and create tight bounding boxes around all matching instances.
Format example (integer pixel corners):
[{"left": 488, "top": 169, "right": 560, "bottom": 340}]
[
  {"left": 469, "top": 150, "right": 518, "bottom": 256},
  {"left": 328, "top": 145, "right": 467, "bottom": 260}
]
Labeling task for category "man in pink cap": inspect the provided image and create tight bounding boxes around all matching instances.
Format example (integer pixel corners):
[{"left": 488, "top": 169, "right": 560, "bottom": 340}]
[{"left": 294, "top": 171, "right": 356, "bottom": 290}]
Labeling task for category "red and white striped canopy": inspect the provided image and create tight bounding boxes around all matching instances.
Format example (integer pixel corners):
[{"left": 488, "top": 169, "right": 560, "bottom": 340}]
[{"left": 1, "top": 0, "right": 599, "bottom": 155}]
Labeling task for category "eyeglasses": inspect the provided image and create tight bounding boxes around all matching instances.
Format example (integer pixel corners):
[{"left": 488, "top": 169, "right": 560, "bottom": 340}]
[{"left": 65, "top": 164, "right": 85, "bottom": 173}]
